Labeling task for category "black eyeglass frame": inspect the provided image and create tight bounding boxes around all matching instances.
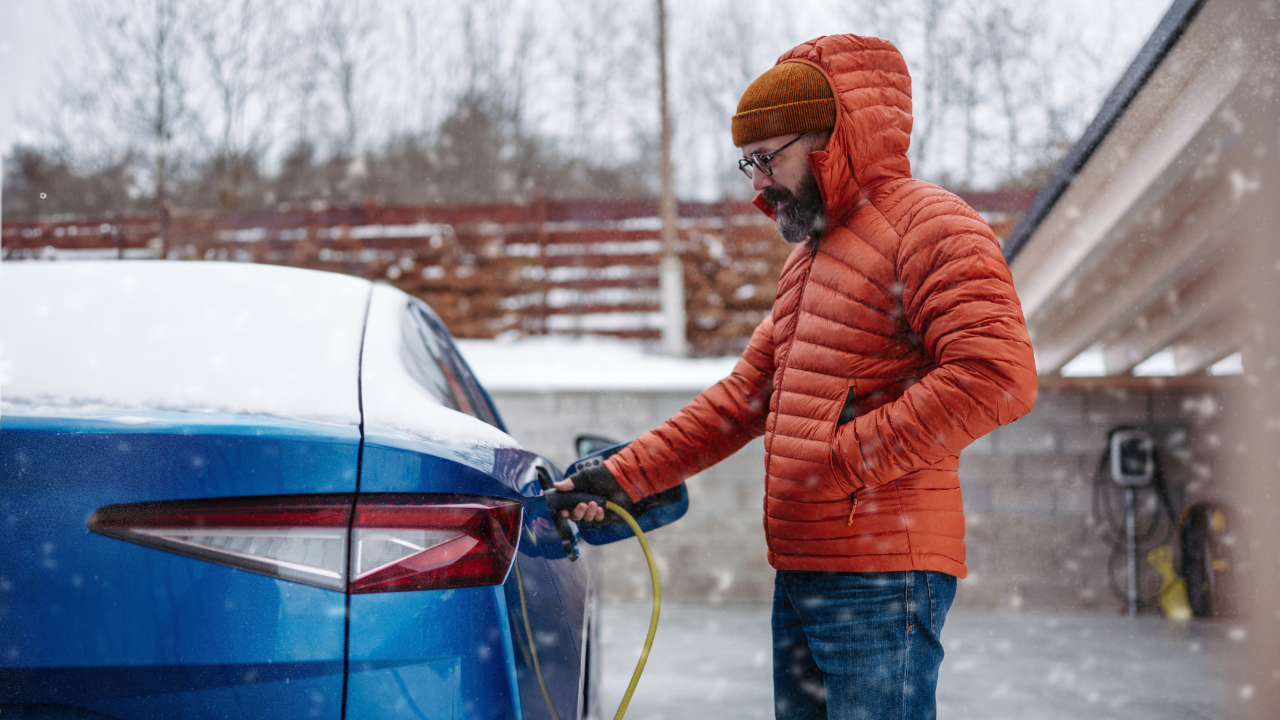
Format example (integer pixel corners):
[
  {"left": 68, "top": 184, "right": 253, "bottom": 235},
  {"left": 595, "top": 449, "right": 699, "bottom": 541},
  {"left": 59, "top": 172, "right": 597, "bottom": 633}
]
[{"left": 737, "top": 132, "right": 811, "bottom": 179}]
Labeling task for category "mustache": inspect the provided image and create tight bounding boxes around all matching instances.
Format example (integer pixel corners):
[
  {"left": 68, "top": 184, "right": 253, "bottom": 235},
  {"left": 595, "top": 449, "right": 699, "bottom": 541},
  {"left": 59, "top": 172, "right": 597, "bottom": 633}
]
[
  {"left": 767, "top": 173, "right": 825, "bottom": 244},
  {"left": 761, "top": 187, "right": 794, "bottom": 205}
]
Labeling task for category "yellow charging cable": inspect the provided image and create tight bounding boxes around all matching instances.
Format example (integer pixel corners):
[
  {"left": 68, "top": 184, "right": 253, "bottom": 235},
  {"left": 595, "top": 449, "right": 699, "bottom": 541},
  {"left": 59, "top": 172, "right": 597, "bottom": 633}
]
[
  {"left": 515, "top": 501, "right": 661, "bottom": 720},
  {"left": 514, "top": 560, "right": 563, "bottom": 720},
  {"left": 605, "top": 501, "right": 661, "bottom": 720}
]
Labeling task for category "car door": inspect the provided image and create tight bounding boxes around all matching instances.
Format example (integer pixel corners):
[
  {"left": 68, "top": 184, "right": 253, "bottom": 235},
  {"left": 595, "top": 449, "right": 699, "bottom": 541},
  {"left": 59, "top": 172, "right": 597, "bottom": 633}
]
[
  {"left": 348, "top": 286, "right": 584, "bottom": 720},
  {"left": 504, "top": 457, "right": 591, "bottom": 720}
]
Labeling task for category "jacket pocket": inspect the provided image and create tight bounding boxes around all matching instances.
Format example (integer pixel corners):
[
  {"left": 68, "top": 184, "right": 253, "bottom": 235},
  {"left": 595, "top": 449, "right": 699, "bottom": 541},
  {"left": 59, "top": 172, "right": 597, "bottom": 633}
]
[
  {"left": 828, "top": 383, "right": 860, "bottom": 510},
  {"left": 836, "top": 385, "right": 857, "bottom": 427}
]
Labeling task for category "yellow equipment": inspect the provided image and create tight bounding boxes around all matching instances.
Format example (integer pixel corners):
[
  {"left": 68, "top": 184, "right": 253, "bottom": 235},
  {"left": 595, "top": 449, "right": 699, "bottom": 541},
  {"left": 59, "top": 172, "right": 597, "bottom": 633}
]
[{"left": 1146, "top": 544, "right": 1192, "bottom": 621}]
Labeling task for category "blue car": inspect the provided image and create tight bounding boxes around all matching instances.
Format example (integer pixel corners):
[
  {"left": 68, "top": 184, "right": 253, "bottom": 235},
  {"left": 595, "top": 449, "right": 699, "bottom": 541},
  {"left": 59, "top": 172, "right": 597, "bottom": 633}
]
[{"left": 0, "top": 261, "right": 626, "bottom": 720}]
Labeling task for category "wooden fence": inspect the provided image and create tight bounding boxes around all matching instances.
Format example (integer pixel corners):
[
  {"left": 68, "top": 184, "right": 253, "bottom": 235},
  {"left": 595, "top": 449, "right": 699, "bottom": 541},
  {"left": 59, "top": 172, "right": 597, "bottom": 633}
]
[{"left": 2, "top": 191, "right": 1032, "bottom": 356}]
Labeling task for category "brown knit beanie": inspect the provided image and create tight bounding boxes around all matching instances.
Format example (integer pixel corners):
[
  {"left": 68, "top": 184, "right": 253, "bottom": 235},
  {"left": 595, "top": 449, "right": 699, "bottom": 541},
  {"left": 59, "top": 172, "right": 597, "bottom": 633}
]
[{"left": 732, "top": 62, "right": 836, "bottom": 147}]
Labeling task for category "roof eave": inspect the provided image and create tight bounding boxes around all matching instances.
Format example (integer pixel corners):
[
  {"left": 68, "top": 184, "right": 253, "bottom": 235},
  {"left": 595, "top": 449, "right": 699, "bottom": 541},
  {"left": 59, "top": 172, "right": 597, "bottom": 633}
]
[{"left": 1002, "top": 0, "right": 1208, "bottom": 262}]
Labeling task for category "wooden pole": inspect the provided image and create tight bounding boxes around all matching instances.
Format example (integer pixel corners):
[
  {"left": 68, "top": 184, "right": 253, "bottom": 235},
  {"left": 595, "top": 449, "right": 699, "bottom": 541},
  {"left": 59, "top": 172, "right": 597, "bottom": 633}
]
[{"left": 657, "top": 0, "right": 685, "bottom": 356}]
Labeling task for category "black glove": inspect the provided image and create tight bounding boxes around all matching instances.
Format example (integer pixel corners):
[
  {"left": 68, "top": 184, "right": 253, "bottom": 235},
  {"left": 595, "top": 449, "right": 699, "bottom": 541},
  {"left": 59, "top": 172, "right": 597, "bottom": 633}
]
[{"left": 562, "top": 456, "right": 640, "bottom": 527}]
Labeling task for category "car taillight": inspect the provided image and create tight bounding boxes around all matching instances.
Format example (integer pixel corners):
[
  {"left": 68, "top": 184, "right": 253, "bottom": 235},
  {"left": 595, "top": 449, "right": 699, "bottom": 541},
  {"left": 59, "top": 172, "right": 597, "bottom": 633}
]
[
  {"left": 87, "top": 494, "right": 522, "bottom": 593},
  {"left": 350, "top": 495, "right": 521, "bottom": 593}
]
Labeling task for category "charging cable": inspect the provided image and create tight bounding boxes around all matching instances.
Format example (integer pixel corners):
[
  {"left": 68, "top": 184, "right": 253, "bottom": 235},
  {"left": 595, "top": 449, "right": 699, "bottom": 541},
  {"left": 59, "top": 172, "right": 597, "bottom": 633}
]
[
  {"left": 526, "top": 492, "right": 661, "bottom": 720},
  {"left": 601, "top": 501, "right": 661, "bottom": 720},
  {"left": 514, "top": 561, "right": 563, "bottom": 720}
]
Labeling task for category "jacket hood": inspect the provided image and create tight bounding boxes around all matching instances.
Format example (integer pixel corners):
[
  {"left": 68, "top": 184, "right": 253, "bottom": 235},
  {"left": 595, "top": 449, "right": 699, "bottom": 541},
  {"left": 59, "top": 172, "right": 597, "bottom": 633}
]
[{"left": 753, "top": 35, "right": 914, "bottom": 227}]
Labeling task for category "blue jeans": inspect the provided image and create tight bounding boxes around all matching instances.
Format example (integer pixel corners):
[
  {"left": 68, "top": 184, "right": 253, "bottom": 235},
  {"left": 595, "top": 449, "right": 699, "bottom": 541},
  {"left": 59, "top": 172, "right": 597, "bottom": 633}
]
[{"left": 772, "top": 570, "right": 956, "bottom": 720}]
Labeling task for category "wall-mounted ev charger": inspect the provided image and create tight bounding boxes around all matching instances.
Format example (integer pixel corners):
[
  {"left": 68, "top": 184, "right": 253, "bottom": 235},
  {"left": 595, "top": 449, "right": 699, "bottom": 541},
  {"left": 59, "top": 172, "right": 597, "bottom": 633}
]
[{"left": 1110, "top": 428, "right": 1155, "bottom": 487}]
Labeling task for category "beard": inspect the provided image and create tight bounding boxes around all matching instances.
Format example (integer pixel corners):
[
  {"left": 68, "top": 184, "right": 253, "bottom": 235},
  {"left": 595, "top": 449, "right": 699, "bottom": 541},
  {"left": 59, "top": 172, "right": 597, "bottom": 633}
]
[{"left": 763, "top": 172, "right": 826, "bottom": 245}]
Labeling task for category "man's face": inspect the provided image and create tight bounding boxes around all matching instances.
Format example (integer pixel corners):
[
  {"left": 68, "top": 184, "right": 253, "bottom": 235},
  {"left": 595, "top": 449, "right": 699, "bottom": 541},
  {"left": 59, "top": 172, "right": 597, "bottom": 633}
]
[{"left": 741, "top": 133, "right": 827, "bottom": 244}]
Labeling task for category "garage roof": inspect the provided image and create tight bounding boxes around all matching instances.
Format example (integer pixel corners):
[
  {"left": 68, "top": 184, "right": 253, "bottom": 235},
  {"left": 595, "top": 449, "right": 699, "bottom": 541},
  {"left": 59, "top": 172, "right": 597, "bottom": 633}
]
[{"left": 1002, "top": 0, "right": 1271, "bottom": 381}]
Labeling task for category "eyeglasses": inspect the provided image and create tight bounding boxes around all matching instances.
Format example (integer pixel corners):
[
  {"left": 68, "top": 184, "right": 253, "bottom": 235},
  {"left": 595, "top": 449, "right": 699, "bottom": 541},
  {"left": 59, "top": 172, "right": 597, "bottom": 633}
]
[{"left": 737, "top": 132, "right": 810, "bottom": 179}]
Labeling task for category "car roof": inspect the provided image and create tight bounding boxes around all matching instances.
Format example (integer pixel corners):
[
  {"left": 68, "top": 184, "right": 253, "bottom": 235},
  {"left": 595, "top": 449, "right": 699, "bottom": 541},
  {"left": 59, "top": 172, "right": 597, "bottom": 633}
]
[{"left": 1, "top": 261, "right": 370, "bottom": 426}]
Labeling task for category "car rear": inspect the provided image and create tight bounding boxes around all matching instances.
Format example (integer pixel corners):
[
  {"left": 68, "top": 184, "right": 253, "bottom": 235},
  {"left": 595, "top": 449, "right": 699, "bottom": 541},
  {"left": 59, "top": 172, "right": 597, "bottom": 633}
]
[
  {"left": 1, "top": 262, "right": 587, "bottom": 720},
  {"left": 0, "top": 262, "right": 368, "bottom": 719}
]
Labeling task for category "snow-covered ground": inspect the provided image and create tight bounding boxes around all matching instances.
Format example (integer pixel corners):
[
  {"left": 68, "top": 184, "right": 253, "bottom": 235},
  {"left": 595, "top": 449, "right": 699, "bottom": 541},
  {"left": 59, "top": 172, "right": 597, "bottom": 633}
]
[
  {"left": 600, "top": 604, "right": 1245, "bottom": 720},
  {"left": 456, "top": 336, "right": 739, "bottom": 393}
]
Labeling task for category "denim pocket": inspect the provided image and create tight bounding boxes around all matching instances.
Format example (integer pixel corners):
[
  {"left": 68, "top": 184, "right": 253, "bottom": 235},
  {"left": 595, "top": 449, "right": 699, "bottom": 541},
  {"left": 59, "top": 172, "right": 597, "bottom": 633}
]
[{"left": 927, "top": 571, "right": 957, "bottom": 631}]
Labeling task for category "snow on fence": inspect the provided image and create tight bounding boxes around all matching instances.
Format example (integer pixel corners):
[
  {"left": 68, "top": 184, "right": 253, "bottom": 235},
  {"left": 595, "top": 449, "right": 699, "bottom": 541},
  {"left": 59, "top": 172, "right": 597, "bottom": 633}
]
[{"left": 2, "top": 192, "right": 1033, "bottom": 356}]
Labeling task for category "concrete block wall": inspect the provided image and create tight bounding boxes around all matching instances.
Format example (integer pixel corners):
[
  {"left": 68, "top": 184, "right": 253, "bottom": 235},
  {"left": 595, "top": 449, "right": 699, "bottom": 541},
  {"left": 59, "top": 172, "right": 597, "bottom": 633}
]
[
  {"left": 490, "top": 385, "right": 1226, "bottom": 611},
  {"left": 960, "top": 385, "right": 1226, "bottom": 612}
]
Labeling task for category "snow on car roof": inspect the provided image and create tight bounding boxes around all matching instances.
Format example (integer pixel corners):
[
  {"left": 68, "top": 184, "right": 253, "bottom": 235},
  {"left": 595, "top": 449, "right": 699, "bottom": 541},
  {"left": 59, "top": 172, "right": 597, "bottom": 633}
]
[{"left": 1, "top": 261, "right": 369, "bottom": 426}]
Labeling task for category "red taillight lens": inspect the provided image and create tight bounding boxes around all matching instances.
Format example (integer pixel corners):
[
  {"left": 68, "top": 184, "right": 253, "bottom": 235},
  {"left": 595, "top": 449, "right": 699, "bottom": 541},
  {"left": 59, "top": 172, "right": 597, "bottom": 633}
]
[
  {"left": 350, "top": 495, "right": 522, "bottom": 593},
  {"left": 87, "top": 494, "right": 522, "bottom": 593}
]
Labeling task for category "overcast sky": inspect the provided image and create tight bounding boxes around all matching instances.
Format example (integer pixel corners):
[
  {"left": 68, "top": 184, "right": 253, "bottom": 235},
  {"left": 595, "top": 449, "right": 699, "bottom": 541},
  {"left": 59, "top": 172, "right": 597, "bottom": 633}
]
[
  {"left": 1, "top": 0, "right": 63, "bottom": 155},
  {"left": 1, "top": 0, "right": 1175, "bottom": 196}
]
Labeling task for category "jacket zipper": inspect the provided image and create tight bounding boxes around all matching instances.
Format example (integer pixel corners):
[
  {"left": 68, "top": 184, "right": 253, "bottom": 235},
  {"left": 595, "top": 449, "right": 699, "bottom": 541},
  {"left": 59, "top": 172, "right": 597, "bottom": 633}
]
[
  {"left": 773, "top": 240, "right": 821, "bottom": 406},
  {"left": 765, "top": 238, "right": 822, "bottom": 554},
  {"left": 847, "top": 490, "right": 858, "bottom": 525}
]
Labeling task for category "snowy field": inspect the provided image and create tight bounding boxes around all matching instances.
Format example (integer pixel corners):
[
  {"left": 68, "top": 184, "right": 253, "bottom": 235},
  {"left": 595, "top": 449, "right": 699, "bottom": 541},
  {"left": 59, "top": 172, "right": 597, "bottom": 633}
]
[{"left": 600, "top": 604, "right": 1244, "bottom": 720}]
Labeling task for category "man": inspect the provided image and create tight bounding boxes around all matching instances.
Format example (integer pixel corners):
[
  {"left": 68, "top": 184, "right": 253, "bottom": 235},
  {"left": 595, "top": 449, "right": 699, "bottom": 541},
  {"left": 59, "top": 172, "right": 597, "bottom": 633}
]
[{"left": 557, "top": 34, "right": 1037, "bottom": 719}]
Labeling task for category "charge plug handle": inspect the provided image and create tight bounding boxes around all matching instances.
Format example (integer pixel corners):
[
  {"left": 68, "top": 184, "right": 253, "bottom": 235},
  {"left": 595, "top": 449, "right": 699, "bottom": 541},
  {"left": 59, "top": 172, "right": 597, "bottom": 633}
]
[
  {"left": 544, "top": 488, "right": 608, "bottom": 561},
  {"left": 545, "top": 489, "right": 609, "bottom": 515}
]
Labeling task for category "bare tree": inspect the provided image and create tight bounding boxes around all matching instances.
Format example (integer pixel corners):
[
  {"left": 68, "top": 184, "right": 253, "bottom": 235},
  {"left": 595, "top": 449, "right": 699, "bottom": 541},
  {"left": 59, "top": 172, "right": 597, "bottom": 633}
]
[
  {"left": 314, "top": 0, "right": 382, "bottom": 159},
  {"left": 975, "top": 3, "right": 1048, "bottom": 183},
  {"left": 835, "top": 0, "right": 1081, "bottom": 188},
  {"left": 678, "top": 0, "right": 788, "bottom": 198},
  {"left": 914, "top": 0, "right": 955, "bottom": 176},
  {"left": 43, "top": 0, "right": 194, "bottom": 218},
  {"left": 12, "top": 0, "right": 1170, "bottom": 218},
  {"left": 952, "top": 16, "right": 985, "bottom": 188},
  {"left": 190, "top": 0, "right": 292, "bottom": 209},
  {"left": 2, "top": 145, "right": 139, "bottom": 218},
  {"left": 551, "top": 0, "right": 652, "bottom": 171},
  {"left": 447, "top": 0, "right": 543, "bottom": 200},
  {"left": 395, "top": 0, "right": 453, "bottom": 138}
]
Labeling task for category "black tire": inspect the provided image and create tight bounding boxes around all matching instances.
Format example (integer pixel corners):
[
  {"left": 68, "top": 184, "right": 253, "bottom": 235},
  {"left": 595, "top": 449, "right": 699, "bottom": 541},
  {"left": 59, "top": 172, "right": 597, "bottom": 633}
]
[{"left": 1182, "top": 501, "right": 1234, "bottom": 617}]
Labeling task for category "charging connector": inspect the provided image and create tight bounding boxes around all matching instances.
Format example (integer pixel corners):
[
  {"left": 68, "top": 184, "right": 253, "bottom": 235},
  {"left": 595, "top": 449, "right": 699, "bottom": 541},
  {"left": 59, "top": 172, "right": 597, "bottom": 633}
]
[{"left": 530, "top": 491, "right": 661, "bottom": 720}]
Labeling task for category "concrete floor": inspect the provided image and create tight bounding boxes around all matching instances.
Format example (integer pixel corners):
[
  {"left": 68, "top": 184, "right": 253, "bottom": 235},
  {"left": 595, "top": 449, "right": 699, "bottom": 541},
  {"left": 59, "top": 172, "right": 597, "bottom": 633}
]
[{"left": 600, "top": 604, "right": 1246, "bottom": 720}]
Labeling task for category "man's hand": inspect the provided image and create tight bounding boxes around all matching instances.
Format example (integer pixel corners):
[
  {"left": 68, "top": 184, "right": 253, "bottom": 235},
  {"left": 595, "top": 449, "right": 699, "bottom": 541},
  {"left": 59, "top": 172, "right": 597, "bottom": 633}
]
[
  {"left": 552, "top": 456, "right": 634, "bottom": 525},
  {"left": 550, "top": 477, "right": 605, "bottom": 523}
]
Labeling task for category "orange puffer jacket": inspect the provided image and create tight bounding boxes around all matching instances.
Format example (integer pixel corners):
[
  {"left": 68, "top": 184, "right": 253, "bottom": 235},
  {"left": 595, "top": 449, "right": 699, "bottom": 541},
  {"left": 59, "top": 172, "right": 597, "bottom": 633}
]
[{"left": 604, "top": 35, "right": 1037, "bottom": 577}]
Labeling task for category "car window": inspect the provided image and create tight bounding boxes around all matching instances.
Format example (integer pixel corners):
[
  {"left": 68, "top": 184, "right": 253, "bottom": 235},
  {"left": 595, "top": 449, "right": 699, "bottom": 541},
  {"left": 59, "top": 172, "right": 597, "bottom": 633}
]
[{"left": 399, "top": 298, "right": 501, "bottom": 428}]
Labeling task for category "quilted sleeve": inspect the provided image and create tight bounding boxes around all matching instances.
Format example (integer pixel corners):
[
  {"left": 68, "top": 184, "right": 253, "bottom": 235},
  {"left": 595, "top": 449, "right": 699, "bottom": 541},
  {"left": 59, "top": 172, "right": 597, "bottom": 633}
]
[
  {"left": 833, "top": 195, "right": 1037, "bottom": 489},
  {"left": 604, "top": 316, "right": 776, "bottom": 500}
]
